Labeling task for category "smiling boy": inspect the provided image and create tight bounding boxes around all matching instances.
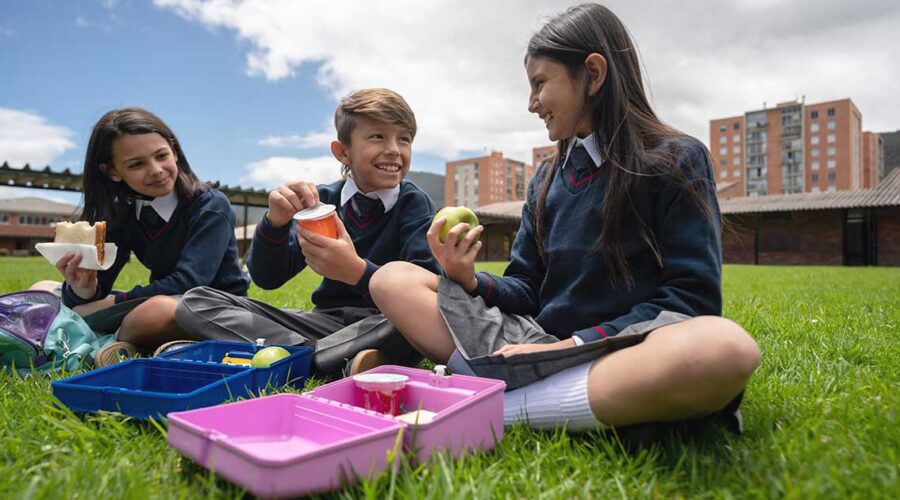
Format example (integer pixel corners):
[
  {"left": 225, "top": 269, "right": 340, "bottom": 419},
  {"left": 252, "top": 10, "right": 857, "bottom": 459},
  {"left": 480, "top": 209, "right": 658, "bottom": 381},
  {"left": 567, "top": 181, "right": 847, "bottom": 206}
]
[{"left": 173, "top": 89, "right": 442, "bottom": 376}]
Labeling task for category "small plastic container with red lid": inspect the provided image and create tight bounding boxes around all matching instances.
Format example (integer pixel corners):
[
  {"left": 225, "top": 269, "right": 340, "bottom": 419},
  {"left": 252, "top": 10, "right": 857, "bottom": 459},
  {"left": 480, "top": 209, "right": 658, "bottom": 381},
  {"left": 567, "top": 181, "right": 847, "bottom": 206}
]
[{"left": 352, "top": 372, "right": 409, "bottom": 416}]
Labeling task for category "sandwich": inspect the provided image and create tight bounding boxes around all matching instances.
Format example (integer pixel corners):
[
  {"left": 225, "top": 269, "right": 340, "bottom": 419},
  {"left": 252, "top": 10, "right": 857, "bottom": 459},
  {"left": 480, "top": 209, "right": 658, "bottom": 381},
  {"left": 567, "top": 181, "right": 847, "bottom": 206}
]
[{"left": 54, "top": 221, "right": 107, "bottom": 264}]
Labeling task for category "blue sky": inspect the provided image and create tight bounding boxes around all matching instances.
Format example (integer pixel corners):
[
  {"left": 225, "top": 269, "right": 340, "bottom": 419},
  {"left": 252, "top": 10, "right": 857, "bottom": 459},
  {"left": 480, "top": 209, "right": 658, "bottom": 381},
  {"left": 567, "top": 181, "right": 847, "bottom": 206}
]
[{"left": 3, "top": 0, "right": 900, "bottom": 205}]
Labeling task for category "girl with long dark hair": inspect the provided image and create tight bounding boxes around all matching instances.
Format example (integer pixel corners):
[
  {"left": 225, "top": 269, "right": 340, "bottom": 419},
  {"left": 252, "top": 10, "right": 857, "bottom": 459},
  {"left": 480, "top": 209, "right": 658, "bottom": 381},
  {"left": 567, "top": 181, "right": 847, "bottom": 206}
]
[
  {"left": 369, "top": 4, "right": 760, "bottom": 432},
  {"left": 32, "top": 107, "right": 249, "bottom": 366}
]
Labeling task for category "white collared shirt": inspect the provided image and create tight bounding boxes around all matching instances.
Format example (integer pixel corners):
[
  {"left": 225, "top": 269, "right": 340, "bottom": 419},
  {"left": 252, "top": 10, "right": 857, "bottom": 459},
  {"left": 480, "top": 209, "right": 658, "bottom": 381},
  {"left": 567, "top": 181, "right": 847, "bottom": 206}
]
[
  {"left": 134, "top": 191, "right": 178, "bottom": 222},
  {"left": 563, "top": 133, "right": 603, "bottom": 170},
  {"left": 340, "top": 176, "right": 400, "bottom": 214}
]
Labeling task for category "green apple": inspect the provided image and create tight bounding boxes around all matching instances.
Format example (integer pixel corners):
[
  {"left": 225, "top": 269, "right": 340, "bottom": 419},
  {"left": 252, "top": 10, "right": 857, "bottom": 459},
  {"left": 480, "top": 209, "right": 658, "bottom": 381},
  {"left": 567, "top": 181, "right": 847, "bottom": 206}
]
[
  {"left": 434, "top": 206, "right": 480, "bottom": 244},
  {"left": 251, "top": 346, "right": 291, "bottom": 368}
]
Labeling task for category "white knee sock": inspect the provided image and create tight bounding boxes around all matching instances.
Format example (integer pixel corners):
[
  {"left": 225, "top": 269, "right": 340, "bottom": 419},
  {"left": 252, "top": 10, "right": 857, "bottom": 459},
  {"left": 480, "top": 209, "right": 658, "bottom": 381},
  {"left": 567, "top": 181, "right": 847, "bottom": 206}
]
[{"left": 503, "top": 361, "right": 606, "bottom": 432}]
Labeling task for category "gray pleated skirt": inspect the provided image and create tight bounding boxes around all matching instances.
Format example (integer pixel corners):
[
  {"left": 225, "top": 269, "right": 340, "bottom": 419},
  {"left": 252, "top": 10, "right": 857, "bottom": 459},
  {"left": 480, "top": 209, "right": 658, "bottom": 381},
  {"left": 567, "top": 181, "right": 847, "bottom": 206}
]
[{"left": 437, "top": 278, "right": 690, "bottom": 390}]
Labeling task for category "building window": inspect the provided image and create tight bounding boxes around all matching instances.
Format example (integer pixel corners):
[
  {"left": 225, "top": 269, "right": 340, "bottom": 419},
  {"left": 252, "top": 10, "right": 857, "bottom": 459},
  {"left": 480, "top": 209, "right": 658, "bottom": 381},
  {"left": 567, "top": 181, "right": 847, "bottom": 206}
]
[
  {"left": 719, "top": 135, "right": 727, "bottom": 144},
  {"left": 719, "top": 124, "right": 727, "bottom": 132},
  {"left": 827, "top": 108, "right": 835, "bottom": 116},
  {"left": 811, "top": 160, "right": 820, "bottom": 170},
  {"left": 719, "top": 170, "right": 728, "bottom": 179},
  {"left": 826, "top": 186, "right": 836, "bottom": 193},
  {"left": 827, "top": 147, "right": 836, "bottom": 156},
  {"left": 828, "top": 172, "right": 836, "bottom": 181},
  {"left": 827, "top": 133, "right": 836, "bottom": 143},
  {"left": 812, "top": 174, "right": 819, "bottom": 182},
  {"left": 733, "top": 122, "right": 740, "bottom": 130},
  {"left": 827, "top": 159, "right": 836, "bottom": 168},
  {"left": 827, "top": 120, "right": 836, "bottom": 130},
  {"left": 733, "top": 157, "right": 741, "bottom": 166},
  {"left": 732, "top": 145, "right": 741, "bottom": 154},
  {"left": 811, "top": 148, "right": 820, "bottom": 157},
  {"left": 811, "top": 123, "right": 820, "bottom": 132},
  {"left": 719, "top": 159, "right": 727, "bottom": 167},
  {"left": 811, "top": 110, "right": 819, "bottom": 119},
  {"left": 733, "top": 169, "right": 741, "bottom": 177},
  {"left": 0, "top": 213, "right": 9, "bottom": 225},
  {"left": 811, "top": 186, "right": 821, "bottom": 193},
  {"left": 733, "top": 133, "right": 741, "bottom": 143},
  {"left": 719, "top": 147, "right": 727, "bottom": 155},
  {"left": 811, "top": 135, "right": 820, "bottom": 145}
]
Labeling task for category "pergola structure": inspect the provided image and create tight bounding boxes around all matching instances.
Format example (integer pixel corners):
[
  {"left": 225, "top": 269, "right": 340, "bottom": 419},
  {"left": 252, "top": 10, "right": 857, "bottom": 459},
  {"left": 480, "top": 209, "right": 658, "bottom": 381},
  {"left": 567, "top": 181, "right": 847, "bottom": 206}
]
[{"left": 1, "top": 162, "right": 270, "bottom": 245}]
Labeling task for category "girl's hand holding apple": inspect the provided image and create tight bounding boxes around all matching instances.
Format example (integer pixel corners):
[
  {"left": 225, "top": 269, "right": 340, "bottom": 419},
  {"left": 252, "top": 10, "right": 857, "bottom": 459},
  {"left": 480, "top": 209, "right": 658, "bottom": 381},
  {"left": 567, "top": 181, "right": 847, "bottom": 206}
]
[{"left": 427, "top": 213, "right": 483, "bottom": 293}]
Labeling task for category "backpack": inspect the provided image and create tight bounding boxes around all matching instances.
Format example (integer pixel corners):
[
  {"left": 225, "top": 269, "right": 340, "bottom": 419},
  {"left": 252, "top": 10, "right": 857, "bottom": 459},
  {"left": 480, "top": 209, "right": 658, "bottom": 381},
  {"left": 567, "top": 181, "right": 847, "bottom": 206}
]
[{"left": 0, "top": 291, "right": 113, "bottom": 375}]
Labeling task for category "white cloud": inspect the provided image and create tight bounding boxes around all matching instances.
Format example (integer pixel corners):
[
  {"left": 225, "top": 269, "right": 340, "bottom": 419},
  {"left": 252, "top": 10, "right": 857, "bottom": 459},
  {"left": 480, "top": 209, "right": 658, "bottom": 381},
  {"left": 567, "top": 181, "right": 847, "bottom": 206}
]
[
  {"left": 75, "top": 16, "right": 90, "bottom": 28},
  {"left": 258, "top": 130, "right": 333, "bottom": 149},
  {"left": 241, "top": 156, "right": 343, "bottom": 188},
  {"left": 155, "top": 0, "right": 900, "bottom": 162},
  {"left": 0, "top": 108, "right": 77, "bottom": 168}
]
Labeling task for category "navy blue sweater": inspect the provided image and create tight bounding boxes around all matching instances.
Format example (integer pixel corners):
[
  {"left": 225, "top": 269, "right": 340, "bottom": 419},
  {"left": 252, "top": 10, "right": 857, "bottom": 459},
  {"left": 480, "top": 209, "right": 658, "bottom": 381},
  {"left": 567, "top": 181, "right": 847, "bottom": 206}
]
[
  {"left": 248, "top": 179, "right": 442, "bottom": 309},
  {"left": 471, "top": 137, "right": 722, "bottom": 343},
  {"left": 62, "top": 189, "right": 250, "bottom": 307}
]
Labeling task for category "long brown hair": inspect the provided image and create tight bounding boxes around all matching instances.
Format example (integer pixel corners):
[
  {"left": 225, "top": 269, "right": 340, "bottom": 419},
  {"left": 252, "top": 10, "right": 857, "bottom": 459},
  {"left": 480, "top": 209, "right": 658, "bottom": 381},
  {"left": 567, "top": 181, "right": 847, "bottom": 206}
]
[
  {"left": 80, "top": 107, "right": 206, "bottom": 227},
  {"left": 528, "top": 3, "right": 713, "bottom": 288}
]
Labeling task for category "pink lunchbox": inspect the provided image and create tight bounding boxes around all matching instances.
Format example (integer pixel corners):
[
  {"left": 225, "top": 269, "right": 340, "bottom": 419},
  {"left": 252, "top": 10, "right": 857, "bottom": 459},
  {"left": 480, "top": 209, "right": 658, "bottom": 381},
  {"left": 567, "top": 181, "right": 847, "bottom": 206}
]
[{"left": 166, "top": 365, "right": 505, "bottom": 498}]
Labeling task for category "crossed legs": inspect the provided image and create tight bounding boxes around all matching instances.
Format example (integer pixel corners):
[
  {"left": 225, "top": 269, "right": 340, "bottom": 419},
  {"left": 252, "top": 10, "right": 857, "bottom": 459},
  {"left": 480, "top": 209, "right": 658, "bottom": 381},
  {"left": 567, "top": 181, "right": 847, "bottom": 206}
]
[{"left": 369, "top": 261, "right": 761, "bottom": 428}]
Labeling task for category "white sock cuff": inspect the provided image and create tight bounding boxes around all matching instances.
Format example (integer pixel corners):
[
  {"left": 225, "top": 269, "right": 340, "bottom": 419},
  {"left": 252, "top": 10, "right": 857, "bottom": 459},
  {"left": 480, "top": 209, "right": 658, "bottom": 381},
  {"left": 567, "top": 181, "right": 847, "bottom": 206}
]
[{"left": 504, "top": 361, "right": 606, "bottom": 432}]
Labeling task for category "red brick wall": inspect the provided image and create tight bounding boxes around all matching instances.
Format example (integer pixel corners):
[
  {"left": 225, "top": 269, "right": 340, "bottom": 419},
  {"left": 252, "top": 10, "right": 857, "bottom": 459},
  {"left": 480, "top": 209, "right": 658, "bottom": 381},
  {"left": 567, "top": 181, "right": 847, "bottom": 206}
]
[
  {"left": 876, "top": 207, "right": 900, "bottom": 266},
  {"left": 722, "top": 215, "right": 756, "bottom": 264},
  {"left": 722, "top": 210, "right": 844, "bottom": 265}
]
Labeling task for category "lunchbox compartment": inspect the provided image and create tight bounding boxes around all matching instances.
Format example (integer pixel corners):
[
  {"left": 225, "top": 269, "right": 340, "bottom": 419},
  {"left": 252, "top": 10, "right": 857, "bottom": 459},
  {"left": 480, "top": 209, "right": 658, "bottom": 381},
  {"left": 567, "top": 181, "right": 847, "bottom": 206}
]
[
  {"left": 167, "top": 393, "right": 403, "bottom": 498},
  {"left": 308, "top": 365, "right": 505, "bottom": 460},
  {"left": 156, "top": 340, "right": 312, "bottom": 391}
]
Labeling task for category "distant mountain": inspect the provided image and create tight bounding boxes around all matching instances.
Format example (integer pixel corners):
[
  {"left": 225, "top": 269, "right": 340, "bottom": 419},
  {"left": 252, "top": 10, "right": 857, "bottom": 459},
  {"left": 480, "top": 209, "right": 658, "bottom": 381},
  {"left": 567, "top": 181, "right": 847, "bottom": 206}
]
[{"left": 406, "top": 171, "right": 445, "bottom": 208}]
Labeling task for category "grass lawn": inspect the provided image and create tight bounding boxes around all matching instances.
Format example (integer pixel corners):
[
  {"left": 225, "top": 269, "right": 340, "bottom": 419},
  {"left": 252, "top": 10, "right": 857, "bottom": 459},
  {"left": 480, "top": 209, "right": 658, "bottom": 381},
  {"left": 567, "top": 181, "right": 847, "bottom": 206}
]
[{"left": 1, "top": 257, "right": 898, "bottom": 498}]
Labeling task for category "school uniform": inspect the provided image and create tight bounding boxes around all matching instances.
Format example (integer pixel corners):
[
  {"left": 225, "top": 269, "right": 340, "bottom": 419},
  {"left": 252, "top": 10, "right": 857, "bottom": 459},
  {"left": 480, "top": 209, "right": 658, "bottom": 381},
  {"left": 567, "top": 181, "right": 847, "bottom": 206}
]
[
  {"left": 61, "top": 188, "right": 250, "bottom": 309},
  {"left": 174, "top": 178, "right": 442, "bottom": 376},
  {"left": 438, "top": 134, "right": 723, "bottom": 390}
]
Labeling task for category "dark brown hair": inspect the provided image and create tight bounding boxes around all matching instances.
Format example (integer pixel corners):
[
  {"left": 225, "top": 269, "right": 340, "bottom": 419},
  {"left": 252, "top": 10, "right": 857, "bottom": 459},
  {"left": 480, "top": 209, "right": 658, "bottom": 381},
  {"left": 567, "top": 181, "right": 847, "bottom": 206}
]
[
  {"left": 80, "top": 107, "right": 205, "bottom": 227},
  {"left": 334, "top": 88, "right": 417, "bottom": 177},
  {"left": 527, "top": 3, "right": 713, "bottom": 288}
]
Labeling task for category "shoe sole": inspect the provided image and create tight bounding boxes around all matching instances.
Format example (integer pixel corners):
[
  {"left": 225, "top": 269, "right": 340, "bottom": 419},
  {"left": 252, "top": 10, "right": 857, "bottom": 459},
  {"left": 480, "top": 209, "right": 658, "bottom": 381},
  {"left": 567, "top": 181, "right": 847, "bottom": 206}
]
[{"left": 349, "top": 349, "right": 390, "bottom": 376}]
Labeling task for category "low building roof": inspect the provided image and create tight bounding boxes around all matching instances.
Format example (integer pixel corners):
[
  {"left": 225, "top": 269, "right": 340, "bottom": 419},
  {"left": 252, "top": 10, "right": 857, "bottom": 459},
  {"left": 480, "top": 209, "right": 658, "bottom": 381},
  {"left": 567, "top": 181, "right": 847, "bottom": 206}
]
[
  {"left": 0, "top": 197, "right": 79, "bottom": 216},
  {"left": 474, "top": 169, "right": 900, "bottom": 221}
]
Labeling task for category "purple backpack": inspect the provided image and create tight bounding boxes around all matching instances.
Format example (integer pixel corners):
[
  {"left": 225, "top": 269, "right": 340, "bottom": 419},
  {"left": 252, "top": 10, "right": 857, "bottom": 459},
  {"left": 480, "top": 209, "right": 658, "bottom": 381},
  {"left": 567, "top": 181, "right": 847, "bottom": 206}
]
[{"left": 0, "top": 291, "right": 105, "bottom": 375}]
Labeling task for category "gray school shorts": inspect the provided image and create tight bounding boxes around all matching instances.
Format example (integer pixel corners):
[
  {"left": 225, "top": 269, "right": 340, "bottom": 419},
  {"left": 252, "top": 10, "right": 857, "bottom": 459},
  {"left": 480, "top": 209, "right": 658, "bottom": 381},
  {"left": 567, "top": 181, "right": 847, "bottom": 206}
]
[{"left": 437, "top": 277, "right": 690, "bottom": 390}]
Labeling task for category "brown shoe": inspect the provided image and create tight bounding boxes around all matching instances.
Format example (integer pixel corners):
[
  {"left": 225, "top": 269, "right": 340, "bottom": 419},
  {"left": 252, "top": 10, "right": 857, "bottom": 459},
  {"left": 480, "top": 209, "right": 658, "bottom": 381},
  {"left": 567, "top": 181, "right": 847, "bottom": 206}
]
[
  {"left": 347, "top": 349, "right": 390, "bottom": 376},
  {"left": 93, "top": 341, "right": 137, "bottom": 368},
  {"left": 152, "top": 340, "right": 198, "bottom": 358}
]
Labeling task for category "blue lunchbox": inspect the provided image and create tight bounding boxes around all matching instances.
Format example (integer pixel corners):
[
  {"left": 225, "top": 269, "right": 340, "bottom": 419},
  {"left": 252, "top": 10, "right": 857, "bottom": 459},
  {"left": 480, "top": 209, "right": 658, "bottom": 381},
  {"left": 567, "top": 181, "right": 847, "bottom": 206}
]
[{"left": 51, "top": 358, "right": 254, "bottom": 419}]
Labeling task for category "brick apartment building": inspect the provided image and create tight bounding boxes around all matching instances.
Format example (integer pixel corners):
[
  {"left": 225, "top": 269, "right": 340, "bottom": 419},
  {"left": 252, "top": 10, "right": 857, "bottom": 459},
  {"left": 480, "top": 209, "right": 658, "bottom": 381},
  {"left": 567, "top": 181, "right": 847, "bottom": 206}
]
[
  {"left": 0, "top": 197, "right": 78, "bottom": 255},
  {"left": 444, "top": 151, "right": 535, "bottom": 208},
  {"left": 711, "top": 98, "right": 884, "bottom": 199},
  {"left": 533, "top": 145, "right": 556, "bottom": 169}
]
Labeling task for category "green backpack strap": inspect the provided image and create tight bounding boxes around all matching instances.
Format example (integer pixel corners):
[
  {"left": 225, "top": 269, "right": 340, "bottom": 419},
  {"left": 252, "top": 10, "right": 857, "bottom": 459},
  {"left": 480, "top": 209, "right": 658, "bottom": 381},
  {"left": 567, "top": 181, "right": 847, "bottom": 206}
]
[{"left": 17, "top": 304, "right": 115, "bottom": 376}]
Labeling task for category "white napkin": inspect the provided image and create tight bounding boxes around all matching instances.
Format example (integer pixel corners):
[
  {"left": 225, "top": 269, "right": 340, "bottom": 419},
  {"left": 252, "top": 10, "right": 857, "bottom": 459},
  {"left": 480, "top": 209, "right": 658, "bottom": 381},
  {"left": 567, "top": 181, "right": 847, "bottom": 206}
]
[{"left": 34, "top": 243, "right": 118, "bottom": 271}]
